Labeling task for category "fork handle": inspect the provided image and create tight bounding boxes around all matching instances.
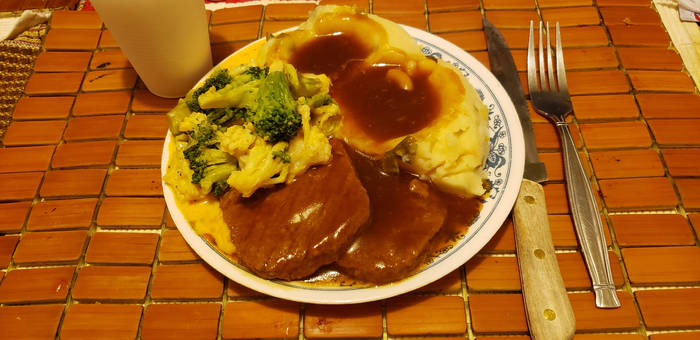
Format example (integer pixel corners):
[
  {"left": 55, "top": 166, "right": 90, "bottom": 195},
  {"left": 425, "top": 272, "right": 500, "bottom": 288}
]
[{"left": 557, "top": 122, "right": 621, "bottom": 308}]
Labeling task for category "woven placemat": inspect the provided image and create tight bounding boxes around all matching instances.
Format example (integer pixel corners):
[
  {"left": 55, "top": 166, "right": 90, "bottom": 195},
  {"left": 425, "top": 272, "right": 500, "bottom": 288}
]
[{"left": 0, "top": 23, "right": 46, "bottom": 142}]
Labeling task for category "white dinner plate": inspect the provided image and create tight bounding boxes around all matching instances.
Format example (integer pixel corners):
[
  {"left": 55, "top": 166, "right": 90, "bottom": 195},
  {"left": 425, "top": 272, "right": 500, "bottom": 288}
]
[{"left": 161, "top": 25, "right": 525, "bottom": 304}]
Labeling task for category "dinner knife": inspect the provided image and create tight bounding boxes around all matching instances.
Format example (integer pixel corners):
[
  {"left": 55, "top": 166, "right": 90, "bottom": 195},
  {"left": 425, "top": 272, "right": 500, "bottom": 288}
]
[{"left": 483, "top": 17, "right": 575, "bottom": 340}]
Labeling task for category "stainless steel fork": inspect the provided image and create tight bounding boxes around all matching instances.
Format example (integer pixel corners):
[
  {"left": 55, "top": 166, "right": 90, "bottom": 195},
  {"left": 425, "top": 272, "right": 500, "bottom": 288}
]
[{"left": 527, "top": 21, "right": 621, "bottom": 309}]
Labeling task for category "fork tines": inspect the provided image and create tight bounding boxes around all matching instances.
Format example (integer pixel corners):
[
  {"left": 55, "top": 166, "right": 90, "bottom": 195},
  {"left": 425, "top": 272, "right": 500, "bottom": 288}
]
[{"left": 527, "top": 20, "right": 568, "bottom": 96}]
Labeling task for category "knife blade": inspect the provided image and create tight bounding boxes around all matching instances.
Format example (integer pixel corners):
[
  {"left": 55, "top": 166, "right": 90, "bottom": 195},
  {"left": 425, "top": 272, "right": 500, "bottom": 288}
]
[{"left": 484, "top": 17, "right": 575, "bottom": 340}]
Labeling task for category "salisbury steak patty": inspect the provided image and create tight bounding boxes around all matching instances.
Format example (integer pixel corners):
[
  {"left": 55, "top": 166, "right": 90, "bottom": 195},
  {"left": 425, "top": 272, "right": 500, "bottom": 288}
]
[
  {"left": 220, "top": 140, "right": 370, "bottom": 280},
  {"left": 337, "top": 150, "right": 448, "bottom": 284}
]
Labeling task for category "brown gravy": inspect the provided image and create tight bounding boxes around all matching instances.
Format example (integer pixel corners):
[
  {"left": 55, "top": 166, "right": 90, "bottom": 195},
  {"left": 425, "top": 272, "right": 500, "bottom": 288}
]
[
  {"left": 290, "top": 33, "right": 440, "bottom": 142},
  {"left": 333, "top": 64, "right": 440, "bottom": 142},
  {"left": 290, "top": 33, "right": 371, "bottom": 78},
  {"left": 351, "top": 146, "right": 481, "bottom": 251}
]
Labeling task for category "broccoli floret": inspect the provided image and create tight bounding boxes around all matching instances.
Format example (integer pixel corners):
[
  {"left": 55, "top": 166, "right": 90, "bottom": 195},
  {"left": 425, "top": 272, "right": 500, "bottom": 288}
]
[
  {"left": 197, "top": 66, "right": 268, "bottom": 111},
  {"left": 250, "top": 71, "right": 301, "bottom": 143},
  {"left": 210, "top": 181, "right": 230, "bottom": 197},
  {"left": 182, "top": 144, "right": 207, "bottom": 184},
  {"left": 196, "top": 123, "right": 216, "bottom": 143},
  {"left": 206, "top": 107, "right": 248, "bottom": 126},
  {"left": 243, "top": 66, "right": 269, "bottom": 79},
  {"left": 230, "top": 66, "right": 268, "bottom": 87},
  {"left": 272, "top": 150, "right": 291, "bottom": 163},
  {"left": 183, "top": 120, "right": 216, "bottom": 153},
  {"left": 181, "top": 121, "right": 233, "bottom": 184},
  {"left": 184, "top": 145, "right": 235, "bottom": 185},
  {"left": 186, "top": 69, "right": 233, "bottom": 113},
  {"left": 199, "top": 163, "right": 237, "bottom": 194},
  {"left": 231, "top": 67, "right": 265, "bottom": 87},
  {"left": 186, "top": 67, "right": 302, "bottom": 143},
  {"left": 198, "top": 80, "right": 261, "bottom": 111}
]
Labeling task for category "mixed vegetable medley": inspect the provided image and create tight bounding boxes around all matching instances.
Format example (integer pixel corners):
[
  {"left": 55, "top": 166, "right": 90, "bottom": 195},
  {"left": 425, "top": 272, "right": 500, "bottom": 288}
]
[{"left": 164, "top": 61, "right": 342, "bottom": 201}]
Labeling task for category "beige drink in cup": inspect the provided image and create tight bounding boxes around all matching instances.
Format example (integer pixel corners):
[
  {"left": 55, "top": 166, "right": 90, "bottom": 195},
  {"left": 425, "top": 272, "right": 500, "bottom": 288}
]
[{"left": 91, "top": 0, "right": 213, "bottom": 98}]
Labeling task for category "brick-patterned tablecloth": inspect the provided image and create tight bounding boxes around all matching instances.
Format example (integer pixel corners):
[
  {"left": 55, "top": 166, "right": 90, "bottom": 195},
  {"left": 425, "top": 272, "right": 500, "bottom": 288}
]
[{"left": 1, "top": 1, "right": 700, "bottom": 339}]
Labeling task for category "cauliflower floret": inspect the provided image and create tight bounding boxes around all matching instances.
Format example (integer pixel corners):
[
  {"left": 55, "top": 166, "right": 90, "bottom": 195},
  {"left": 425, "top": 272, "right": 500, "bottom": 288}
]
[
  {"left": 287, "top": 125, "right": 331, "bottom": 179},
  {"left": 285, "top": 99, "right": 333, "bottom": 179},
  {"left": 177, "top": 112, "right": 208, "bottom": 133},
  {"left": 311, "top": 103, "right": 341, "bottom": 136},
  {"left": 219, "top": 124, "right": 256, "bottom": 157},
  {"left": 226, "top": 139, "right": 290, "bottom": 197}
]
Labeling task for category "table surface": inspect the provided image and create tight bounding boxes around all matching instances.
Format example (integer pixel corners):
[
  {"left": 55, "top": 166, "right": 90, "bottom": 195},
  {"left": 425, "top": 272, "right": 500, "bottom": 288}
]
[{"left": 1, "top": 1, "right": 700, "bottom": 339}]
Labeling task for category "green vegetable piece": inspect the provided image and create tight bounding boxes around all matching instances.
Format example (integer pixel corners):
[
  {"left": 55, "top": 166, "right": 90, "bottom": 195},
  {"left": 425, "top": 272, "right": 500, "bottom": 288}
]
[
  {"left": 307, "top": 93, "right": 334, "bottom": 109},
  {"left": 200, "top": 148, "right": 233, "bottom": 165},
  {"left": 206, "top": 107, "right": 248, "bottom": 126},
  {"left": 243, "top": 66, "right": 269, "bottom": 79},
  {"left": 182, "top": 143, "right": 207, "bottom": 184},
  {"left": 197, "top": 80, "right": 261, "bottom": 110},
  {"left": 210, "top": 180, "right": 230, "bottom": 197},
  {"left": 186, "top": 68, "right": 233, "bottom": 113},
  {"left": 196, "top": 66, "right": 266, "bottom": 111},
  {"left": 283, "top": 63, "right": 330, "bottom": 98},
  {"left": 272, "top": 150, "right": 291, "bottom": 163},
  {"left": 199, "top": 163, "right": 237, "bottom": 194},
  {"left": 251, "top": 71, "right": 301, "bottom": 143},
  {"left": 181, "top": 121, "right": 231, "bottom": 184}
]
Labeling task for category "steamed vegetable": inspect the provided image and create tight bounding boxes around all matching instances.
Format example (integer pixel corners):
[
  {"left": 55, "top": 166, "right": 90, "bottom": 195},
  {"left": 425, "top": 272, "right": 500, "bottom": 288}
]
[
  {"left": 250, "top": 71, "right": 301, "bottom": 143},
  {"left": 186, "top": 68, "right": 233, "bottom": 113}
]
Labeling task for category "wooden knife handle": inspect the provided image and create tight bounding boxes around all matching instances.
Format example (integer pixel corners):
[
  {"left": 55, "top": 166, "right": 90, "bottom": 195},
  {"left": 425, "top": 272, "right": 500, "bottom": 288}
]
[{"left": 513, "top": 179, "right": 576, "bottom": 340}]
